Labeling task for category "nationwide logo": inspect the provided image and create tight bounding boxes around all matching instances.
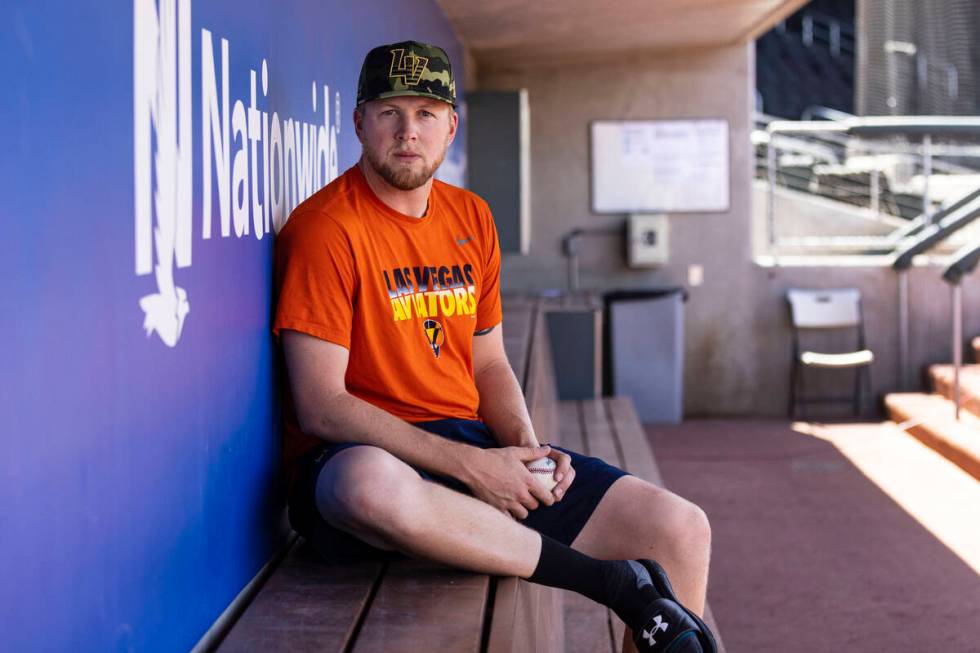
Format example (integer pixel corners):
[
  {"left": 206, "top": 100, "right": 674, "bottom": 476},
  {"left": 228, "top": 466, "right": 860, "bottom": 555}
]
[
  {"left": 133, "top": 0, "right": 341, "bottom": 347},
  {"left": 388, "top": 48, "right": 428, "bottom": 86},
  {"left": 422, "top": 319, "right": 445, "bottom": 358}
]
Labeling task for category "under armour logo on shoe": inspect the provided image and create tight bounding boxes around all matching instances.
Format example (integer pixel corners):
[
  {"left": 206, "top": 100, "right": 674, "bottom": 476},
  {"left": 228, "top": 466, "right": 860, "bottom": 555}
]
[{"left": 642, "top": 614, "right": 669, "bottom": 646}]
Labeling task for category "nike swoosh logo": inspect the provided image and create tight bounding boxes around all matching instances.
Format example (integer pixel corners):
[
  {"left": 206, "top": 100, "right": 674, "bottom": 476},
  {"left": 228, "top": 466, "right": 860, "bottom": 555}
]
[{"left": 456, "top": 236, "right": 474, "bottom": 246}]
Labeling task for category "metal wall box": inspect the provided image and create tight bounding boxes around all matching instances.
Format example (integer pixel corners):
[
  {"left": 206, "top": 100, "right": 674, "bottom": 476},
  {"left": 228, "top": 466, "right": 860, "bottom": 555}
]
[{"left": 628, "top": 213, "right": 669, "bottom": 267}]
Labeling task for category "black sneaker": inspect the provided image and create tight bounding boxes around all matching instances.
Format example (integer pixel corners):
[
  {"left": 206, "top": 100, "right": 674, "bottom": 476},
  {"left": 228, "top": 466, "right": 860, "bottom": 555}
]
[{"left": 629, "top": 560, "right": 717, "bottom": 653}]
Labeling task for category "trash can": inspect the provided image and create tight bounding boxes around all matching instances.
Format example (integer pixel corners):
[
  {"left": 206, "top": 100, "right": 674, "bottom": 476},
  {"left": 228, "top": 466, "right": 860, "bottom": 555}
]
[
  {"left": 603, "top": 288, "right": 687, "bottom": 424},
  {"left": 544, "top": 294, "right": 603, "bottom": 400}
]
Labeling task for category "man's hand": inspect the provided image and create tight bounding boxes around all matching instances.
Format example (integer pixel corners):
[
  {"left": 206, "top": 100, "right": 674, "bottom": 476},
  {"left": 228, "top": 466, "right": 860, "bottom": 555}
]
[
  {"left": 461, "top": 445, "right": 557, "bottom": 520},
  {"left": 545, "top": 447, "right": 575, "bottom": 502}
]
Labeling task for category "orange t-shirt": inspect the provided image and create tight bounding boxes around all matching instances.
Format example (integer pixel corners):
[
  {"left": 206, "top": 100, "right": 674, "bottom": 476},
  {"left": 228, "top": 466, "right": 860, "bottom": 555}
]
[{"left": 272, "top": 165, "right": 503, "bottom": 476}]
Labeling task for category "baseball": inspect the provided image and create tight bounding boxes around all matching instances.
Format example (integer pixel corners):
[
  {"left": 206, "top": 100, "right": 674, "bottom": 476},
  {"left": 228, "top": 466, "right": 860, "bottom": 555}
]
[{"left": 526, "top": 457, "right": 558, "bottom": 492}]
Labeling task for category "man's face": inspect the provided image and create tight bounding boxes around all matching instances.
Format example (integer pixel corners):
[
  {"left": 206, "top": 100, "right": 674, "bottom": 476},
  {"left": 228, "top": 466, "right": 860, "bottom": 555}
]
[{"left": 355, "top": 95, "right": 458, "bottom": 191}]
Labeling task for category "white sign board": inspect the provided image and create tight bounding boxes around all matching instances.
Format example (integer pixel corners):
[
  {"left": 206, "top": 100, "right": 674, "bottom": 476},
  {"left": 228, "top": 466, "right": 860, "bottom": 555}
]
[{"left": 591, "top": 119, "right": 729, "bottom": 213}]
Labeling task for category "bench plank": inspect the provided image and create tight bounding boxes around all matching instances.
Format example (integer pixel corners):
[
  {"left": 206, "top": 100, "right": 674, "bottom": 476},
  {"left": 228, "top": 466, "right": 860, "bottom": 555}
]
[
  {"left": 605, "top": 396, "right": 665, "bottom": 486},
  {"left": 580, "top": 399, "right": 623, "bottom": 471},
  {"left": 601, "top": 397, "right": 648, "bottom": 649},
  {"left": 502, "top": 301, "right": 535, "bottom": 386},
  {"left": 555, "top": 401, "right": 581, "bottom": 451},
  {"left": 562, "top": 592, "right": 615, "bottom": 653},
  {"left": 218, "top": 543, "right": 380, "bottom": 653},
  {"left": 609, "top": 612, "right": 627, "bottom": 653},
  {"left": 558, "top": 401, "right": 616, "bottom": 653},
  {"left": 526, "top": 306, "right": 559, "bottom": 442},
  {"left": 576, "top": 399, "right": 628, "bottom": 651},
  {"left": 605, "top": 399, "right": 728, "bottom": 653},
  {"left": 494, "top": 296, "right": 565, "bottom": 653},
  {"left": 487, "top": 577, "right": 564, "bottom": 653},
  {"left": 553, "top": 400, "right": 615, "bottom": 653},
  {"left": 352, "top": 560, "right": 488, "bottom": 653}
]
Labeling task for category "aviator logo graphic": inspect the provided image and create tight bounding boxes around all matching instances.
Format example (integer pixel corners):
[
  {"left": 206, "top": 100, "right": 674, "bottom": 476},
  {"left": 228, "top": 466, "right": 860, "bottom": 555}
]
[
  {"left": 133, "top": 0, "right": 341, "bottom": 347},
  {"left": 422, "top": 319, "right": 445, "bottom": 358}
]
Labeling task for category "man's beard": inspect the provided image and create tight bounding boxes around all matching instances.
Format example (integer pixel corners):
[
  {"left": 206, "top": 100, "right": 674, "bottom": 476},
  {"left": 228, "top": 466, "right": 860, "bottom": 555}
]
[{"left": 363, "top": 144, "right": 447, "bottom": 191}]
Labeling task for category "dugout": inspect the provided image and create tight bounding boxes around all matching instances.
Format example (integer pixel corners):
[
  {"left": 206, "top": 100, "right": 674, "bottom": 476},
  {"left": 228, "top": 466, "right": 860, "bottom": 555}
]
[{"left": 2, "top": 0, "right": 806, "bottom": 649}]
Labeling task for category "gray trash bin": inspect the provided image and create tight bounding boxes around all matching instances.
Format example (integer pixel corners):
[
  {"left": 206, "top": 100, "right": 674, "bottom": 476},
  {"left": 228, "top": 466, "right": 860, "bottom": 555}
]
[{"left": 603, "top": 288, "right": 686, "bottom": 424}]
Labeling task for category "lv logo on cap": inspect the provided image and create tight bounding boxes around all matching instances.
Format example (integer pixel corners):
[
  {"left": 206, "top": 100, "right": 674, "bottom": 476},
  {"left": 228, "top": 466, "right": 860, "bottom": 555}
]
[{"left": 388, "top": 49, "right": 429, "bottom": 86}]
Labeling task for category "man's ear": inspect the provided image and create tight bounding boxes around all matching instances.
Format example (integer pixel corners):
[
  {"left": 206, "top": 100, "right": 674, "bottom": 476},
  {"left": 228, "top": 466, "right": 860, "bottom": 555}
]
[
  {"left": 352, "top": 106, "right": 365, "bottom": 143},
  {"left": 446, "top": 109, "right": 459, "bottom": 146}
]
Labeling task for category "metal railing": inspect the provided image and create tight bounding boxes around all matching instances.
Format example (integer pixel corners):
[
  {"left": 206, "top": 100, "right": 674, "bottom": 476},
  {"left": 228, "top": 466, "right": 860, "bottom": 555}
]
[
  {"left": 759, "top": 116, "right": 980, "bottom": 255},
  {"left": 761, "top": 116, "right": 980, "bottom": 397},
  {"left": 891, "top": 187, "right": 980, "bottom": 390},
  {"left": 891, "top": 187, "right": 980, "bottom": 269},
  {"left": 800, "top": 106, "right": 855, "bottom": 122},
  {"left": 942, "top": 243, "right": 980, "bottom": 419},
  {"left": 778, "top": 10, "right": 856, "bottom": 59}
]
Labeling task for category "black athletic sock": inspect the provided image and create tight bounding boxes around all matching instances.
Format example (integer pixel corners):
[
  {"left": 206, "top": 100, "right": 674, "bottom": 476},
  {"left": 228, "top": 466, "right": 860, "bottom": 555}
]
[{"left": 527, "top": 534, "right": 660, "bottom": 630}]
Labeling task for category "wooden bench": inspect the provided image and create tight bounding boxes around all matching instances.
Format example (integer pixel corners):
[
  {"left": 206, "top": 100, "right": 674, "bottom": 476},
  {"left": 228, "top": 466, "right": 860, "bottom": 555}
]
[
  {"left": 212, "top": 295, "right": 723, "bottom": 652},
  {"left": 510, "top": 293, "right": 726, "bottom": 652},
  {"left": 213, "top": 297, "right": 559, "bottom": 652},
  {"left": 553, "top": 396, "right": 726, "bottom": 653}
]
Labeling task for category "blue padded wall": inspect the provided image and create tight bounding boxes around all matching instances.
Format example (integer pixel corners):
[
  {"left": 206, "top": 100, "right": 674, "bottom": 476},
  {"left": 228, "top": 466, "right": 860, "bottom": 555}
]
[{"left": 0, "top": 1, "right": 465, "bottom": 650}]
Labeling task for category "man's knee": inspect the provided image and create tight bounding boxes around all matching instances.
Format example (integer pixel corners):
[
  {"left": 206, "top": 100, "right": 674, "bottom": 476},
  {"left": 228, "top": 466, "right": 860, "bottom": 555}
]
[
  {"left": 316, "top": 446, "right": 422, "bottom": 534},
  {"left": 659, "top": 492, "right": 711, "bottom": 557},
  {"left": 682, "top": 500, "right": 711, "bottom": 550},
  {"left": 624, "top": 480, "right": 710, "bottom": 557}
]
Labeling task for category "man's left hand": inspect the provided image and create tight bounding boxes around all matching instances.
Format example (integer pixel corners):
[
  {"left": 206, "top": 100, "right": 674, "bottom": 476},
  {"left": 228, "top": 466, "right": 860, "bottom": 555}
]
[{"left": 546, "top": 447, "right": 575, "bottom": 501}]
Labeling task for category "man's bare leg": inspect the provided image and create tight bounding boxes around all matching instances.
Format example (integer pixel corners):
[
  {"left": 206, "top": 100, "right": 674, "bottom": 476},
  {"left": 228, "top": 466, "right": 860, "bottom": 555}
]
[
  {"left": 570, "top": 475, "right": 712, "bottom": 653},
  {"left": 316, "top": 446, "right": 542, "bottom": 575},
  {"left": 316, "top": 446, "right": 711, "bottom": 652}
]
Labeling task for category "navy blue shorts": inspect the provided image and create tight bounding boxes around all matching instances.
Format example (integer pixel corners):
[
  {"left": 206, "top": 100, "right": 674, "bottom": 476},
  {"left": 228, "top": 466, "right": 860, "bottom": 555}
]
[{"left": 288, "top": 418, "right": 629, "bottom": 563}]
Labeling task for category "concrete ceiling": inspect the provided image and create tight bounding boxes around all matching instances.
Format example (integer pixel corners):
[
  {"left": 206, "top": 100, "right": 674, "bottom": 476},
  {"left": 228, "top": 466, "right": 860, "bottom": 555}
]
[{"left": 437, "top": 0, "right": 809, "bottom": 68}]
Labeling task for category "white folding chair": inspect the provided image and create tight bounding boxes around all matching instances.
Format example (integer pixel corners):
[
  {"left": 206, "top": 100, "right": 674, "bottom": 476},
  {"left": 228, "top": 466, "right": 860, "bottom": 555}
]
[{"left": 787, "top": 288, "right": 874, "bottom": 417}]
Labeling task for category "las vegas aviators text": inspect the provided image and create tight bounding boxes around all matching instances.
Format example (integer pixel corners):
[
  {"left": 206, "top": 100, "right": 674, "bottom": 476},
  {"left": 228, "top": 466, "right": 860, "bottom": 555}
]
[{"left": 384, "top": 264, "right": 478, "bottom": 322}]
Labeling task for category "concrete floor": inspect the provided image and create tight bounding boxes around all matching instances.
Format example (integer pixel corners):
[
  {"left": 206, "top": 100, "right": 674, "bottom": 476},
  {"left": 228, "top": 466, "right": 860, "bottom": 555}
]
[{"left": 647, "top": 419, "right": 980, "bottom": 653}]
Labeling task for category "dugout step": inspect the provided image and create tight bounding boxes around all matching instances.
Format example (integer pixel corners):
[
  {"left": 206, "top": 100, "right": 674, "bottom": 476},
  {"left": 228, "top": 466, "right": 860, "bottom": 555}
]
[
  {"left": 885, "top": 392, "right": 980, "bottom": 483},
  {"left": 928, "top": 364, "right": 980, "bottom": 421}
]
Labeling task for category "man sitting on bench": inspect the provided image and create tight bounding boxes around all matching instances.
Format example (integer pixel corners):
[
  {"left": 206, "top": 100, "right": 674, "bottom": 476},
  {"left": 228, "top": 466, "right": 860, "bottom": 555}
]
[{"left": 273, "top": 40, "right": 716, "bottom": 653}]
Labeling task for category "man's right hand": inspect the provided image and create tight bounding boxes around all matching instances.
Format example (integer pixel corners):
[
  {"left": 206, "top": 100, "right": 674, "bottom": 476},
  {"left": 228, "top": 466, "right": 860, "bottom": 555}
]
[{"left": 461, "top": 445, "right": 557, "bottom": 520}]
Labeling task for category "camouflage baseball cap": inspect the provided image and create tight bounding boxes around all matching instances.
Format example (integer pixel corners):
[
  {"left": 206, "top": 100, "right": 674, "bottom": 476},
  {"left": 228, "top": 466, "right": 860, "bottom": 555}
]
[{"left": 357, "top": 40, "right": 457, "bottom": 107}]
